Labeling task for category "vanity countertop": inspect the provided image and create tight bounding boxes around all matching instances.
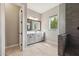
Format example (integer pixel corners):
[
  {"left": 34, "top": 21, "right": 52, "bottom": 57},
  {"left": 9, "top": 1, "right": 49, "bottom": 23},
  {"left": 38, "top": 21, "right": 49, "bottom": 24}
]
[{"left": 27, "top": 31, "right": 44, "bottom": 34}]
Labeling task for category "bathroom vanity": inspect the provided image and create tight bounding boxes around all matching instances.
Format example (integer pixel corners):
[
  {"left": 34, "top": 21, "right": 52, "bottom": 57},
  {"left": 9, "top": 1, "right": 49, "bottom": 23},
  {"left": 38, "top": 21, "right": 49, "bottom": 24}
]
[
  {"left": 26, "top": 18, "right": 45, "bottom": 45},
  {"left": 27, "top": 31, "right": 44, "bottom": 45}
]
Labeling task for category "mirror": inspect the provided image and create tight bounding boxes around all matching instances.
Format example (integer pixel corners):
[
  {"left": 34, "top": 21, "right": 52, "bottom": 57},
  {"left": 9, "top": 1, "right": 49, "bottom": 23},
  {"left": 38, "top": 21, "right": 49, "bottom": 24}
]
[
  {"left": 27, "top": 19, "right": 41, "bottom": 31},
  {"left": 27, "top": 19, "right": 31, "bottom": 31}
]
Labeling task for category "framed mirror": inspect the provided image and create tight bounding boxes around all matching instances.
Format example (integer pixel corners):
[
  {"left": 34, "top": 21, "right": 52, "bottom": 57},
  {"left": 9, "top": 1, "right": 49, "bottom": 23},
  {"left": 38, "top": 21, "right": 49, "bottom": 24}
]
[
  {"left": 27, "top": 19, "right": 41, "bottom": 31},
  {"left": 31, "top": 20, "right": 41, "bottom": 31},
  {"left": 27, "top": 19, "right": 31, "bottom": 31}
]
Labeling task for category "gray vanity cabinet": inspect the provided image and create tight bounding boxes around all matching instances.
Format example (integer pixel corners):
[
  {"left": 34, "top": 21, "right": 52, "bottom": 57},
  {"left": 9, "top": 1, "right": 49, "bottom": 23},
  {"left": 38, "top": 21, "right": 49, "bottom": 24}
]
[
  {"left": 27, "top": 34, "right": 31, "bottom": 44},
  {"left": 27, "top": 34, "right": 35, "bottom": 45},
  {"left": 36, "top": 33, "right": 42, "bottom": 42},
  {"left": 27, "top": 32, "right": 44, "bottom": 45},
  {"left": 30, "top": 34, "right": 36, "bottom": 44}
]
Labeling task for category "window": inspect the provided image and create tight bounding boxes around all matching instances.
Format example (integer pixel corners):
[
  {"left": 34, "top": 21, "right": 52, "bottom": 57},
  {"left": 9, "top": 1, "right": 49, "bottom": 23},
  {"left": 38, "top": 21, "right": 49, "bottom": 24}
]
[{"left": 49, "top": 15, "right": 58, "bottom": 30}]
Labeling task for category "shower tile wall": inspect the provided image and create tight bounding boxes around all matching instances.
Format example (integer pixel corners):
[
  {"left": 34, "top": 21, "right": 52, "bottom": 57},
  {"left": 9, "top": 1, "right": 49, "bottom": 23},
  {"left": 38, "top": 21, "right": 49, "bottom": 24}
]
[{"left": 66, "top": 3, "right": 79, "bottom": 47}]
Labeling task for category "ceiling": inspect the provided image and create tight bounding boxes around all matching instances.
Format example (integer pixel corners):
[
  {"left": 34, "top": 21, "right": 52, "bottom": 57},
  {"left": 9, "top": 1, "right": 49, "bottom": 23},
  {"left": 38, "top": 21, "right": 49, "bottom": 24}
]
[{"left": 27, "top": 3, "right": 59, "bottom": 14}]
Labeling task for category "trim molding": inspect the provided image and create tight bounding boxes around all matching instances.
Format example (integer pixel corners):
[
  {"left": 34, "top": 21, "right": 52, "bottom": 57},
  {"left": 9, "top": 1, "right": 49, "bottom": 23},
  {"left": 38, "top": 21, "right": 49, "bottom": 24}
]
[{"left": 5, "top": 44, "right": 18, "bottom": 49}]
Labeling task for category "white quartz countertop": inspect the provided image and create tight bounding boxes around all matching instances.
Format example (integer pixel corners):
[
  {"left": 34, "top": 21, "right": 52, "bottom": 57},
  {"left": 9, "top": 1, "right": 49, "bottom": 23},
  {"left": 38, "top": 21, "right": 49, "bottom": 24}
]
[{"left": 27, "top": 31, "right": 44, "bottom": 34}]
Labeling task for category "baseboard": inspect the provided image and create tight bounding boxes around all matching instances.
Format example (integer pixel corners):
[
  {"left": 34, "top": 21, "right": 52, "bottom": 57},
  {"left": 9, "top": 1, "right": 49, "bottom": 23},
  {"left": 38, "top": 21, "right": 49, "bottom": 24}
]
[{"left": 6, "top": 44, "right": 18, "bottom": 49}]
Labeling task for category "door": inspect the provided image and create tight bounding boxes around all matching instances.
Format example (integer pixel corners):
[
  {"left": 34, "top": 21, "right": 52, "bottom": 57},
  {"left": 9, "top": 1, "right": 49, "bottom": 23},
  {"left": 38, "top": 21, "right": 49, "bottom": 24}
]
[{"left": 19, "top": 8, "right": 23, "bottom": 51}]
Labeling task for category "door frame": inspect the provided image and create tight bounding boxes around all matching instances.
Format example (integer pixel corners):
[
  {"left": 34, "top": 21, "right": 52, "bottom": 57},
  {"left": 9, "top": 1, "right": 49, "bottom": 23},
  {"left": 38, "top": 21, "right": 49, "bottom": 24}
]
[
  {"left": 0, "top": 3, "right": 5, "bottom": 56},
  {"left": 19, "top": 7, "right": 23, "bottom": 50},
  {"left": 0, "top": 3, "right": 27, "bottom": 56}
]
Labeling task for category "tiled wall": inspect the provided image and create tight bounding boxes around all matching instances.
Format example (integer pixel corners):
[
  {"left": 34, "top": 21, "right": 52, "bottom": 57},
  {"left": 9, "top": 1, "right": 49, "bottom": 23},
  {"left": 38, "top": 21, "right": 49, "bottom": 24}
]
[{"left": 66, "top": 3, "right": 79, "bottom": 47}]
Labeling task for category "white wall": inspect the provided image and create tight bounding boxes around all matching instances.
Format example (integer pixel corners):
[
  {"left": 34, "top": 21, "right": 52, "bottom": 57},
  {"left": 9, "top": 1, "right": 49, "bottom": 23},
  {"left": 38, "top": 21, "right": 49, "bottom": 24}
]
[
  {"left": 41, "top": 4, "right": 66, "bottom": 46},
  {"left": 0, "top": 3, "right": 5, "bottom": 56},
  {"left": 27, "top": 8, "right": 41, "bottom": 21},
  {"left": 0, "top": 3, "right": 1, "bottom": 56},
  {"left": 58, "top": 4, "right": 66, "bottom": 34},
  {"left": 5, "top": 4, "right": 20, "bottom": 47},
  {"left": 41, "top": 6, "right": 59, "bottom": 46}
]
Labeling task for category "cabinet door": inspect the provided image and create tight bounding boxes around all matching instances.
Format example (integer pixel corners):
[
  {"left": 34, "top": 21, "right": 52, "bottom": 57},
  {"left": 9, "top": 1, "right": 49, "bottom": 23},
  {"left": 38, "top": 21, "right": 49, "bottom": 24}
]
[
  {"left": 30, "top": 34, "right": 35, "bottom": 44},
  {"left": 27, "top": 34, "right": 30, "bottom": 45},
  {"left": 36, "top": 33, "right": 42, "bottom": 42},
  {"left": 27, "top": 34, "right": 36, "bottom": 45},
  {"left": 41, "top": 32, "right": 44, "bottom": 41}
]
